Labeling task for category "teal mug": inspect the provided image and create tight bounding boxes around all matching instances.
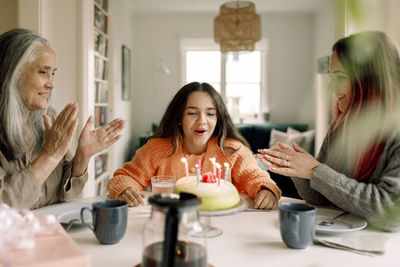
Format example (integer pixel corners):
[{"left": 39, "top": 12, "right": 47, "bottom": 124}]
[
  {"left": 279, "top": 203, "right": 316, "bottom": 249},
  {"left": 81, "top": 199, "right": 128, "bottom": 245}
]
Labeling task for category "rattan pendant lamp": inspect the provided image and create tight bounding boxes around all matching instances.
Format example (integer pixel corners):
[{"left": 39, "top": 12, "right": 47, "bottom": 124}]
[{"left": 214, "top": 1, "right": 261, "bottom": 53}]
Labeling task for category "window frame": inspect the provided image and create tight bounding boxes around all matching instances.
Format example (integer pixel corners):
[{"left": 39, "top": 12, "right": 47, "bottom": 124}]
[{"left": 180, "top": 37, "right": 269, "bottom": 121}]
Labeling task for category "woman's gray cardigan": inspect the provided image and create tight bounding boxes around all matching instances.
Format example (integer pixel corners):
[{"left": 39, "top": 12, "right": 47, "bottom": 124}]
[{"left": 293, "top": 132, "right": 400, "bottom": 232}]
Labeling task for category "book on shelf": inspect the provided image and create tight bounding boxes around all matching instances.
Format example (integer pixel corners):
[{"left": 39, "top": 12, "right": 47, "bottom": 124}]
[
  {"left": 102, "top": 59, "right": 108, "bottom": 80},
  {"left": 94, "top": 6, "right": 108, "bottom": 34},
  {"left": 94, "top": 106, "right": 107, "bottom": 128},
  {"left": 95, "top": 82, "right": 108, "bottom": 103},
  {"left": 94, "top": 57, "right": 108, "bottom": 80},
  {"left": 95, "top": 0, "right": 109, "bottom": 12},
  {"left": 94, "top": 56, "right": 101, "bottom": 79},
  {"left": 94, "top": 31, "right": 108, "bottom": 57},
  {"left": 102, "top": 176, "right": 110, "bottom": 194},
  {"left": 101, "top": 0, "right": 109, "bottom": 12},
  {"left": 96, "top": 181, "right": 102, "bottom": 195},
  {"left": 94, "top": 153, "right": 108, "bottom": 178},
  {"left": 95, "top": 175, "right": 110, "bottom": 196}
]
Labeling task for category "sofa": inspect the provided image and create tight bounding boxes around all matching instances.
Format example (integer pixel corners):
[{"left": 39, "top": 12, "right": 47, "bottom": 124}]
[
  {"left": 235, "top": 123, "right": 312, "bottom": 154},
  {"left": 138, "top": 122, "right": 314, "bottom": 199}
]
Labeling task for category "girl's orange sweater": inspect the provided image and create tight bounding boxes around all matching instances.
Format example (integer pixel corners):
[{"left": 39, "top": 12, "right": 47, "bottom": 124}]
[{"left": 107, "top": 137, "right": 281, "bottom": 200}]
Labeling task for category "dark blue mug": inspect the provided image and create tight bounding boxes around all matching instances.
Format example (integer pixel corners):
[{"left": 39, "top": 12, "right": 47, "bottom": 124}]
[
  {"left": 279, "top": 203, "right": 316, "bottom": 249},
  {"left": 81, "top": 199, "right": 128, "bottom": 245}
]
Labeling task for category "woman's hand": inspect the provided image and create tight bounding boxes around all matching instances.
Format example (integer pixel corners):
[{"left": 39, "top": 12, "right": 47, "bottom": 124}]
[
  {"left": 72, "top": 117, "right": 125, "bottom": 176},
  {"left": 254, "top": 189, "right": 278, "bottom": 209},
  {"left": 32, "top": 103, "right": 79, "bottom": 184},
  {"left": 118, "top": 188, "right": 145, "bottom": 207},
  {"left": 256, "top": 142, "right": 320, "bottom": 179},
  {"left": 42, "top": 103, "right": 79, "bottom": 162},
  {"left": 77, "top": 117, "right": 125, "bottom": 158}
]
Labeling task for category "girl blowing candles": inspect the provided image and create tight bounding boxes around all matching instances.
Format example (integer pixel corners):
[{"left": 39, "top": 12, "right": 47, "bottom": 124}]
[{"left": 108, "top": 82, "right": 281, "bottom": 209}]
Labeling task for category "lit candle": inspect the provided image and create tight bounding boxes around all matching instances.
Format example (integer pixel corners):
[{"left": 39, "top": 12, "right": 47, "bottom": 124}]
[
  {"left": 195, "top": 163, "right": 200, "bottom": 185},
  {"left": 224, "top": 162, "right": 230, "bottom": 182},
  {"left": 181, "top": 157, "right": 189, "bottom": 177},
  {"left": 216, "top": 163, "right": 221, "bottom": 186},
  {"left": 197, "top": 160, "right": 202, "bottom": 176},
  {"left": 209, "top": 157, "right": 216, "bottom": 176}
]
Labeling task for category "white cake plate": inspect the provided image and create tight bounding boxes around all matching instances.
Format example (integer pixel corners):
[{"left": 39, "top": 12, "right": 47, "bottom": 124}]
[{"left": 197, "top": 196, "right": 248, "bottom": 238}]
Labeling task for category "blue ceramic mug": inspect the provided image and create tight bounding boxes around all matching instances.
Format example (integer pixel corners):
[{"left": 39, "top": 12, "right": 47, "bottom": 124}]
[
  {"left": 279, "top": 203, "right": 316, "bottom": 249},
  {"left": 81, "top": 199, "right": 128, "bottom": 245}
]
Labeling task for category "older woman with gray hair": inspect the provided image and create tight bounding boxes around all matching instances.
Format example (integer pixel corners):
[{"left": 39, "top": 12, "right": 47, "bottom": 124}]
[{"left": 0, "top": 28, "right": 125, "bottom": 209}]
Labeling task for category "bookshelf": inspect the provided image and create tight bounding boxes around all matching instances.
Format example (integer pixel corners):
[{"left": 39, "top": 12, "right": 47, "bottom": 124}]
[
  {"left": 93, "top": 0, "right": 111, "bottom": 196},
  {"left": 80, "top": 0, "right": 113, "bottom": 196}
]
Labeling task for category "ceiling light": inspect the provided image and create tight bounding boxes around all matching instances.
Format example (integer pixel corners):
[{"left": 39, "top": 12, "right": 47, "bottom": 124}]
[{"left": 214, "top": 1, "right": 261, "bottom": 53}]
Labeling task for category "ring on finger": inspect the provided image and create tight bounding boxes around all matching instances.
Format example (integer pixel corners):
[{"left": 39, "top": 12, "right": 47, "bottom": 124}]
[{"left": 284, "top": 160, "right": 289, "bottom": 167}]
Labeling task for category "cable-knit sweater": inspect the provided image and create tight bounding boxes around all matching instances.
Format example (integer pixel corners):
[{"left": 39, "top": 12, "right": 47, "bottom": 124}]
[{"left": 108, "top": 137, "right": 281, "bottom": 200}]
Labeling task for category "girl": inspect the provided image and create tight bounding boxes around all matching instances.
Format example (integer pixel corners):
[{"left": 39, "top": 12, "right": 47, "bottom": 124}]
[{"left": 108, "top": 82, "right": 281, "bottom": 209}]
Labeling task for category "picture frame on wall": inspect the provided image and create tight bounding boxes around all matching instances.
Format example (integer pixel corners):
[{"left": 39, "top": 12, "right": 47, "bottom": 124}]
[{"left": 122, "top": 45, "right": 131, "bottom": 100}]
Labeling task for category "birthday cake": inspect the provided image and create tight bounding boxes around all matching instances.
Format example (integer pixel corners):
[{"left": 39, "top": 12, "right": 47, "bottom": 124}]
[{"left": 175, "top": 172, "right": 240, "bottom": 211}]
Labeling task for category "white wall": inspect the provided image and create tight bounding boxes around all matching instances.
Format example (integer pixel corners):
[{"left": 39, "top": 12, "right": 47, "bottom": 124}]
[
  {"left": 109, "top": 0, "right": 134, "bottom": 164},
  {"left": 43, "top": 0, "right": 80, "bottom": 115},
  {"left": 313, "top": 0, "right": 335, "bottom": 153},
  {"left": 314, "top": 1, "right": 335, "bottom": 60},
  {"left": 129, "top": 10, "right": 328, "bottom": 149},
  {"left": 344, "top": 0, "right": 400, "bottom": 44},
  {"left": 0, "top": 0, "right": 17, "bottom": 34},
  {"left": 263, "top": 13, "right": 314, "bottom": 125}
]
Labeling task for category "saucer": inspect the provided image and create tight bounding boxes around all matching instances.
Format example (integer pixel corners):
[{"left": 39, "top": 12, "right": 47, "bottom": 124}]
[{"left": 316, "top": 208, "right": 367, "bottom": 235}]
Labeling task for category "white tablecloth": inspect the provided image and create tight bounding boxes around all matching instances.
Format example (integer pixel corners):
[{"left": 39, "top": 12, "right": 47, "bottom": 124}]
[{"left": 34, "top": 197, "right": 399, "bottom": 267}]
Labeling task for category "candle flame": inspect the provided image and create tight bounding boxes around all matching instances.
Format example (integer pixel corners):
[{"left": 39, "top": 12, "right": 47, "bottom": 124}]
[
  {"left": 181, "top": 158, "right": 187, "bottom": 163},
  {"left": 216, "top": 163, "right": 221, "bottom": 169},
  {"left": 224, "top": 162, "right": 229, "bottom": 167},
  {"left": 209, "top": 157, "right": 216, "bottom": 163},
  {"left": 195, "top": 163, "right": 198, "bottom": 168}
]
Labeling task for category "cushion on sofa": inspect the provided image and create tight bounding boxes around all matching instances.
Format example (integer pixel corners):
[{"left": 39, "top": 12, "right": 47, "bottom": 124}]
[
  {"left": 269, "top": 128, "right": 305, "bottom": 149},
  {"left": 236, "top": 123, "right": 310, "bottom": 154},
  {"left": 287, "top": 127, "right": 315, "bottom": 153}
]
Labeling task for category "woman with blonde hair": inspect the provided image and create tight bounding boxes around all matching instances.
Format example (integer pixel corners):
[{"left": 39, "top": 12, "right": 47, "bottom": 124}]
[{"left": 257, "top": 31, "right": 400, "bottom": 231}]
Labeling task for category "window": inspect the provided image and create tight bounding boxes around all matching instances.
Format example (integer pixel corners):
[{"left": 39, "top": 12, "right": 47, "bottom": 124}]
[{"left": 181, "top": 37, "right": 267, "bottom": 122}]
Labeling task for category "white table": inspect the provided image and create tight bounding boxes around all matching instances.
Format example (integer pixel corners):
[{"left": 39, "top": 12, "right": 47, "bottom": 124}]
[{"left": 35, "top": 197, "right": 400, "bottom": 267}]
